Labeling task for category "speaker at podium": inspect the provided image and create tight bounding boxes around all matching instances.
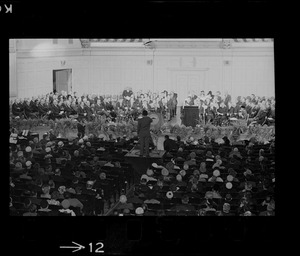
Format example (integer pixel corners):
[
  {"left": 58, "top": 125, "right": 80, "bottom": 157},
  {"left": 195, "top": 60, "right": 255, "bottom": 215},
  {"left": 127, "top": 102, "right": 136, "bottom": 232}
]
[{"left": 182, "top": 106, "right": 199, "bottom": 127}]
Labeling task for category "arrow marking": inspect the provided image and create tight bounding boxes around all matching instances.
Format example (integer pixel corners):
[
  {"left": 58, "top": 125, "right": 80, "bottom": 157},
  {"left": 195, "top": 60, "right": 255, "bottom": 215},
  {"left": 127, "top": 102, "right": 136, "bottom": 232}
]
[{"left": 60, "top": 241, "right": 85, "bottom": 253}]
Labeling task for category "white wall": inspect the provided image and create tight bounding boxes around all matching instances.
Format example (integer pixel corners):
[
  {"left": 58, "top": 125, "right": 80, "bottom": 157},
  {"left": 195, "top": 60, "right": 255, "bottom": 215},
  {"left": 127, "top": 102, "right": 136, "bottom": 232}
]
[{"left": 11, "top": 39, "right": 275, "bottom": 104}]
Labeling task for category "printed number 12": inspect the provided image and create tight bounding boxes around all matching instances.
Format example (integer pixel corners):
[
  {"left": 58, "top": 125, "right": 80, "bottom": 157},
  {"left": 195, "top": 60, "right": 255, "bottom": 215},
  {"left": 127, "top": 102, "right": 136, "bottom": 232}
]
[{"left": 89, "top": 242, "right": 104, "bottom": 253}]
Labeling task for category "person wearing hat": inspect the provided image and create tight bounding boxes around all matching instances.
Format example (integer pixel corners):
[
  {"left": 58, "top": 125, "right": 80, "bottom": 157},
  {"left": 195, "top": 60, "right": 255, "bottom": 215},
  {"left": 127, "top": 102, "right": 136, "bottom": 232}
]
[
  {"left": 212, "top": 159, "right": 225, "bottom": 171},
  {"left": 117, "top": 195, "right": 134, "bottom": 211},
  {"left": 135, "top": 207, "right": 144, "bottom": 216},
  {"left": 198, "top": 161, "right": 207, "bottom": 174},
  {"left": 208, "top": 169, "right": 223, "bottom": 183},
  {"left": 137, "top": 110, "right": 153, "bottom": 157},
  {"left": 175, "top": 174, "right": 187, "bottom": 187},
  {"left": 227, "top": 168, "right": 239, "bottom": 182},
  {"left": 37, "top": 199, "right": 53, "bottom": 216},
  {"left": 58, "top": 199, "right": 76, "bottom": 216}
]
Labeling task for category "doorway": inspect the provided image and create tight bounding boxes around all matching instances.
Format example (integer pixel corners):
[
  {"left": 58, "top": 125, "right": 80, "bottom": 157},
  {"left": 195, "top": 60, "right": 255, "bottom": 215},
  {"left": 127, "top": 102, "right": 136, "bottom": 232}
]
[
  {"left": 174, "top": 71, "right": 206, "bottom": 105},
  {"left": 53, "top": 69, "right": 72, "bottom": 94}
]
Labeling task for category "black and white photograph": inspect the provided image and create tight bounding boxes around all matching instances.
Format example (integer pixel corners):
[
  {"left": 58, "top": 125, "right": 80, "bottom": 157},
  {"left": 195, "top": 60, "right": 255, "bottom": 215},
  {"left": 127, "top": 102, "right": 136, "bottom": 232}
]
[
  {"left": 9, "top": 38, "right": 275, "bottom": 217},
  {"left": 5, "top": 0, "right": 282, "bottom": 255}
]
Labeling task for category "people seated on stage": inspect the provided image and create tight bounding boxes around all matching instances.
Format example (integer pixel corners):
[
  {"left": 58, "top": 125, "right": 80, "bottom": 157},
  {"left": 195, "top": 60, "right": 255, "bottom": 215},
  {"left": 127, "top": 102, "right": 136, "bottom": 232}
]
[
  {"left": 180, "top": 91, "right": 275, "bottom": 126},
  {"left": 10, "top": 89, "right": 274, "bottom": 128}
]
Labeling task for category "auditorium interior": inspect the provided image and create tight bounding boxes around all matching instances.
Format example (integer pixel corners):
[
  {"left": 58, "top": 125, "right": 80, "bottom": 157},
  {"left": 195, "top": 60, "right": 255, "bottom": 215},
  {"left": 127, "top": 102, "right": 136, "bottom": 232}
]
[{"left": 9, "top": 38, "right": 275, "bottom": 216}]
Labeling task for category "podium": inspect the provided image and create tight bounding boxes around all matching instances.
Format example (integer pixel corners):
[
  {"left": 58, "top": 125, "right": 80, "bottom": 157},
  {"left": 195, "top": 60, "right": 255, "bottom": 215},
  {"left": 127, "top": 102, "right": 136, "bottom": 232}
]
[{"left": 182, "top": 106, "right": 199, "bottom": 127}]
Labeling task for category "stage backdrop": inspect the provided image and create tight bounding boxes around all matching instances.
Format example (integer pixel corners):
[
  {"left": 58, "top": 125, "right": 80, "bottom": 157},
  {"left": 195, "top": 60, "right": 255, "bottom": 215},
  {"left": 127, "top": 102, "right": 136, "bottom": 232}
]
[{"left": 10, "top": 39, "right": 274, "bottom": 104}]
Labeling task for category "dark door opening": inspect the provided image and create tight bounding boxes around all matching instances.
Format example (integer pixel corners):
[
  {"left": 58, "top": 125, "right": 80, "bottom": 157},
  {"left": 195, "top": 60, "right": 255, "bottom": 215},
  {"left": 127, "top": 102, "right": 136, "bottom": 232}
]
[{"left": 53, "top": 69, "right": 72, "bottom": 94}]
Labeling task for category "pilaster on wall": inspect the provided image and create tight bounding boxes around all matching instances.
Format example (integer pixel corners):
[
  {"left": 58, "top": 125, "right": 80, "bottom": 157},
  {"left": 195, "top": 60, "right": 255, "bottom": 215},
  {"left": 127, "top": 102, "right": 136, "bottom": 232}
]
[{"left": 9, "top": 39, "right": 17, "bottom": 98}]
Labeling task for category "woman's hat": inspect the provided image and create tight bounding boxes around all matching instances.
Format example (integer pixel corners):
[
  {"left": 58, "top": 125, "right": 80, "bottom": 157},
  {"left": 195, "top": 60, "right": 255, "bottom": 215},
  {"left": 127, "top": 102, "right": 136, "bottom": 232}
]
[
  {"left": 135, "top": 207, "right": 144, "bottom": 215},
  {"left": 213, "top": 170, "right": 220, "bottom": 177},
  {"left": 58, "top": 186, "right": 66, "bottom": 194},
  {"left": 205, "top": 191, "right": 213, "bottom": 199},
  {"left": 176, "top": 174, "right": 183, "bottom": 182},
  {"left": 227, "top": 175, "right": 234, "bottom": 182},
  {"left": 146, "top": 168, "right": 154, "bottom": 176},
  {"left": 98, "top": 134, "right": 106, "bottom": 139},
  {"left": 141, "top": 174, "right": 149, "bottom": 181},
  {"left": 25, "top": 146, "right": 32, "bottom": 152},
  {"left": 226, "top": 182, "right": 233, "bottom": 189},
  {"left": 61, "top": 199, "right": 70, "bottom": 209},
  {"left": 179, "top": 170, "right": 186, "bottom": 177},
  {"left": 161, "top": 168, "right": 169, "bottom": 176},
  {"left": 166, "top": 191, "right": 173, "bottom": 199},
  {"left": 244, "top": 169, "right": 252, "bottom": 176},
  {"left": 152, "top": 163, "right": 158, "bottom": 168},
  {"left": 120, "top": 195, "right": 127, "bottom": 203}
]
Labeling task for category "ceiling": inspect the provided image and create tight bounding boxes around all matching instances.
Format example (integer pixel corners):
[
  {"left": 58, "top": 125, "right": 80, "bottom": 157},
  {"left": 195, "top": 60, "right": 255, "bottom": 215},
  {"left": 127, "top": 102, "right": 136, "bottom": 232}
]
[{"left": 79, "top": 38, "right": 273, "bottom": 48}]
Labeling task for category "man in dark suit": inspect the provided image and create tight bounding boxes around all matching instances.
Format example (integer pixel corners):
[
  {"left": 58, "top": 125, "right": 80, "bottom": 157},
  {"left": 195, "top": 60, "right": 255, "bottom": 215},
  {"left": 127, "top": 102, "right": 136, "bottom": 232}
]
[
  {"left": 163, "top": 135, "right": 178, "bottom": 152},
  {"left": 137, "top": 110, "right": 153, "bottom": 157}
]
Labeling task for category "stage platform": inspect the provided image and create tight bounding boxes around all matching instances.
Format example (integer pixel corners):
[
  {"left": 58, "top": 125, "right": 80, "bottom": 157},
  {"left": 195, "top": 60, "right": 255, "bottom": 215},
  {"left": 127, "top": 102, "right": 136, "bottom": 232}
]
[{"left": 125, "top": 148, "right": 166, "bottom": 158}]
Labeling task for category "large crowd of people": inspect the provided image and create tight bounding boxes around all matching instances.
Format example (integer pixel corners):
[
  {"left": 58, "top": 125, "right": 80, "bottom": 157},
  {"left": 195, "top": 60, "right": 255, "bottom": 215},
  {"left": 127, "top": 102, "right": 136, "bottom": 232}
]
[
  {"left": 10, "top": 126, "right": 275, "bottom": 216},
  {"left": 114, "top": 135, "right": 275, "bottom": 216},
  {"left": 10, "top": 88, "right": 178, "bottom": 123},
  {"left": 9, "top": 88, "right": 275, "bottom": 216},
  {"left": 9, "top": 131, "right": 137, "bottom": 216},
  {"left": 184, "top": 90, "right": 275, "bottom": 126},
  {"left": 10, "top": 88, "right": 275, "bottom": 128}
]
